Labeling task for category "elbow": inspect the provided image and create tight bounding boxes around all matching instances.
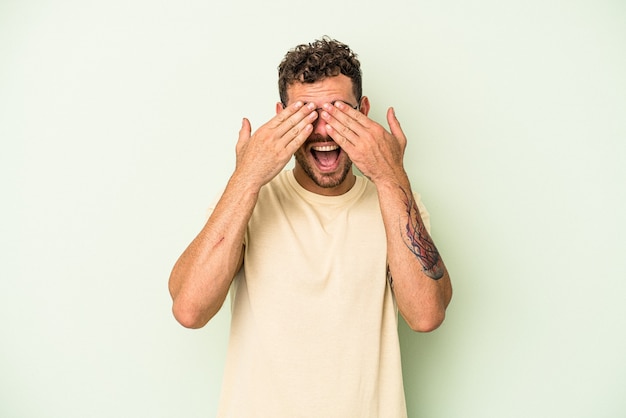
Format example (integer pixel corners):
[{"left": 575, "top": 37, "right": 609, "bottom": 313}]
[
  {"left": 171, "top": 300, "right": 212, "bottom": 329},
  {"left": 408, "top": 280, "right": 453, "bottom": 332},
  {"left": 169, "top": 278, "right": 228, "bottom": 329},
  {"left": 405, "top": 310, "right": 446, "bottom": 333},
  {"left": 169, "top": 275, "right": 217, "bottom": 329}
]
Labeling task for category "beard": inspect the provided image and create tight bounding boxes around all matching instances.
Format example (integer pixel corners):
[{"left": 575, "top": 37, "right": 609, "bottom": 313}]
[{"left": 293, "top": 145, "right": 353, "bottom": 189}]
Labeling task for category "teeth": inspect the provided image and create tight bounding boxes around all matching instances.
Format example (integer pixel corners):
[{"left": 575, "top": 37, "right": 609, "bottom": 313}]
[{"left": 312, "top": 144, "right": 339, "bottom": 152}]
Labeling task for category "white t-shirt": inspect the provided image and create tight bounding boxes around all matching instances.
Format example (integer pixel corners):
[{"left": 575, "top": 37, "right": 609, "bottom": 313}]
[{"left": 216, "top": 170, "right": 430, "bottom": 417}]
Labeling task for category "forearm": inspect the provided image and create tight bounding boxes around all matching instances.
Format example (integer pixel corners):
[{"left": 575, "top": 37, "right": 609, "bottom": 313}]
[
  {"left": 168, "top": 172, "right": 260, "bottom": 328},
  {"left": 376, "top": 173, "right": 452, "bottom": 332},
  {"left": 168, "top": 103, "right": 317, "bottom": 328}
]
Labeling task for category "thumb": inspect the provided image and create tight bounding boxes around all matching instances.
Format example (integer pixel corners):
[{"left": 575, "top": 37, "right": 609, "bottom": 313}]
[
  {"left": 387, "top": 107, "right": 406, "bottom": 144},
  {"left": 236, "top": 117, "right": 252, "bottom": 153}
]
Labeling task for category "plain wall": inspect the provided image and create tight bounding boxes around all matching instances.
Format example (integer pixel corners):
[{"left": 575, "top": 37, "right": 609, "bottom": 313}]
[{"left": 1, "top": 0, "right": 625, "bottom": 417}]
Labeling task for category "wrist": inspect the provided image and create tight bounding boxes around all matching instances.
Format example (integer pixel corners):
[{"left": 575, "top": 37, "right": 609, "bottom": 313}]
[
  {"left": 228, "top": 170, "right": 263, "bottom": 197},
  {"left": 371, "top": 169, "right": 410, "bottom": 192}
]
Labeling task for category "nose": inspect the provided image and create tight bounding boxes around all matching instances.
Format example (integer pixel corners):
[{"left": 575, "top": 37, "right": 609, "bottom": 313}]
[{"left": 312, "top": 108, "right": 329, "bottom": 135}]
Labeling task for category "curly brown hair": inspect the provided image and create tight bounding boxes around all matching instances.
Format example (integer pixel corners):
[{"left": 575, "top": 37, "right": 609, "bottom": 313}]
[{"left": 278, "top": 37, "right": 362, "bottom": 107}]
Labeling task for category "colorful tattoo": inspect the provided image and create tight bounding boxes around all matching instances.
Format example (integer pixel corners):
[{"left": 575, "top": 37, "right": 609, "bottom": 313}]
[{"left": 401, "top": 188, "right": 444, "bottom": 280}]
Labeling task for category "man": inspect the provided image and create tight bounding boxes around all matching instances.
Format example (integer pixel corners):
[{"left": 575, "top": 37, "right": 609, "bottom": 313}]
[{"left": 169, "top": 37, "right": 452, "bottom": 417}]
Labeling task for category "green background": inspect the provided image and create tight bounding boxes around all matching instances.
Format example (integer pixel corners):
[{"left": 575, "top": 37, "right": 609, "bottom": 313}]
[{"left": 1, "top": 0, "right": 625, "bottom": 416}]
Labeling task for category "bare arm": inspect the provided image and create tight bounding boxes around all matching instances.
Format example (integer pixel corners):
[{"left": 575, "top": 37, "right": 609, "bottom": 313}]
[
  {"left": 376, "top": 175, "right": 452, "bottom": 332},
  {"left": 168, "top": 173, "right": 258, "bottom": 329},
  {"left": 168, "top": 102, "right": 318, "bottom": 328},
  {"left": 322, "top": 102, "right": 452, "bottom": 332}
]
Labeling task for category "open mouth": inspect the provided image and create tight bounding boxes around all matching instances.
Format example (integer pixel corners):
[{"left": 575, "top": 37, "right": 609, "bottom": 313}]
[{"left": 310, "top": 143, "right": 341, "bottom": 170}]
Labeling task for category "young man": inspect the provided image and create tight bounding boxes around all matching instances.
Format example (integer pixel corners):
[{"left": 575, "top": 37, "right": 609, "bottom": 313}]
[{"left": 169, "top": 37, "right": 452, "bottom": 417}]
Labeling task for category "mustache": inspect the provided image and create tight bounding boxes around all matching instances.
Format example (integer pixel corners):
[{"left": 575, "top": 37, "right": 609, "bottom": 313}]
[{"left": 305, "top": 134, "right": 336, "bottom": 145}]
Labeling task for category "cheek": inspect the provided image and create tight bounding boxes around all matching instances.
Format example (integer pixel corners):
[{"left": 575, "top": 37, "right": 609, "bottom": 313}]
[{"left": 293, "top": 144, "right": 308, "bottom": 159}]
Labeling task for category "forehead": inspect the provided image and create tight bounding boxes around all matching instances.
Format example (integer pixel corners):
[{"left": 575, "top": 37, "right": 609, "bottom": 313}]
[{"left": 286, "top": 74, "right": 356, "bottom": 106}]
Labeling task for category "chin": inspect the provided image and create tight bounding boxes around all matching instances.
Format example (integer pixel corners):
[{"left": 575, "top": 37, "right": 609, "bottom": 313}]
[
  {"left": 296, "top": 154, "right": 353, "bottom": 188},
  {"left": 314, "top": 173, "right": 349, "bottom": 189}
]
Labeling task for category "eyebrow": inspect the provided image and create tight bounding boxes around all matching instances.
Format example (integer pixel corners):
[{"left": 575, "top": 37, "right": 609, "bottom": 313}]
[
  {"left": 281, "top": 100, "right": 359, "bottom": 109},
  {"left": 322, "top": 101, "right": 359, "bottom": 110}
]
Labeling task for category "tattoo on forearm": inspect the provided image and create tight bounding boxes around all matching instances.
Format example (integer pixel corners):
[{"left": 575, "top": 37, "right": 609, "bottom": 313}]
[{"left": 401, "top": 188, "right": 444, "bottom": 280}]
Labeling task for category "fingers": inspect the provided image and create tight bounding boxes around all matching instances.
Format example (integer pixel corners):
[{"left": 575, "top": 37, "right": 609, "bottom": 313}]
[
  {"left": 324, "top": 121, "right": 355, "bottom": 149},
  {"left": 260, "top": 102, "right": 315, "bottom": 153},
  {"left": 242, "top": 102, "right": 316, "bottom": 159},
  {"left": 285, "top": 119, "right": 314, "bottom": 153},
  {"left": 271, "top": 101, "right": 317, "bottom": 136},
  {"left": 321, "top": 101, "right": 363, "bottom": 147},
  {"left": 323, "top": 103, "right": 407, "bottom": 149}
]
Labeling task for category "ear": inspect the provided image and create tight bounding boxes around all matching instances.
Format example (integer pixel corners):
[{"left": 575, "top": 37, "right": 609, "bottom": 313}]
[
  {"left": 359, "top": 96, "right": 371, "bottom": 117},
  {"left": 276, "top": 102, "right": 284, "bottom": 115}
]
